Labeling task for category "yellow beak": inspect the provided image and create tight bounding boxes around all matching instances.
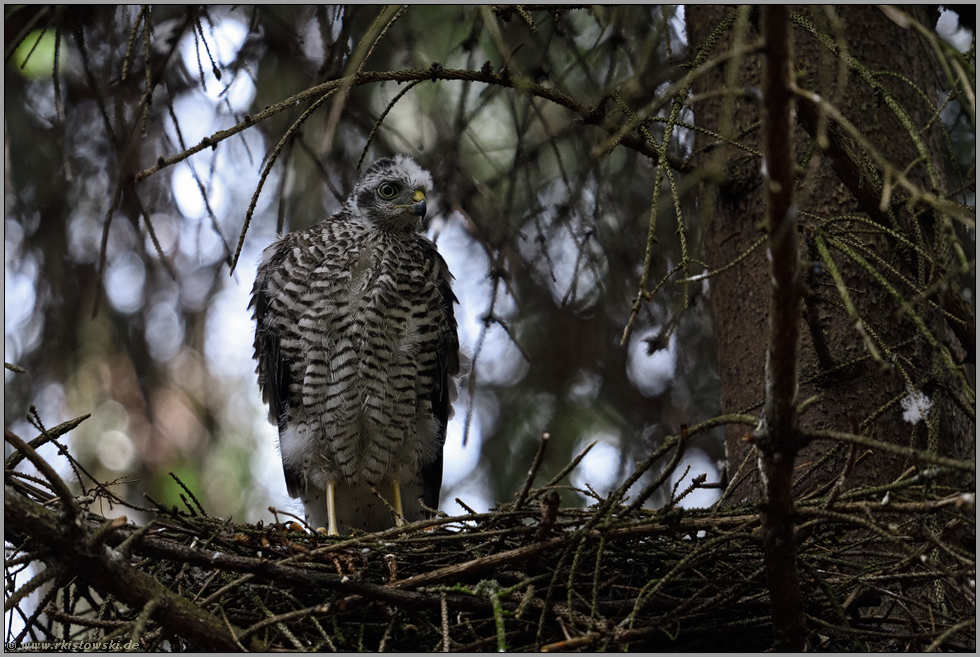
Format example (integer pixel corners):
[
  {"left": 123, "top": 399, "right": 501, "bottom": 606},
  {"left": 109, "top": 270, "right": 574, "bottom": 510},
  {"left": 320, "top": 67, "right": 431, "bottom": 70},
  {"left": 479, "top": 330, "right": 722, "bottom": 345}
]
[{"left": 410, "top": 190, "right": 427, "bottom": 218}]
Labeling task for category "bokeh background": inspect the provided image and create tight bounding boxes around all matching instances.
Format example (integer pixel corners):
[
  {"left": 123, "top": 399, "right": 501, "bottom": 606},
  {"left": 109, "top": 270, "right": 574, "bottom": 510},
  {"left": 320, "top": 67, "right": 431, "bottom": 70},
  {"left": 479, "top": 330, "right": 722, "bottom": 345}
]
[{"left": 4, "top": 6, "right": 972, "bottom": 527}]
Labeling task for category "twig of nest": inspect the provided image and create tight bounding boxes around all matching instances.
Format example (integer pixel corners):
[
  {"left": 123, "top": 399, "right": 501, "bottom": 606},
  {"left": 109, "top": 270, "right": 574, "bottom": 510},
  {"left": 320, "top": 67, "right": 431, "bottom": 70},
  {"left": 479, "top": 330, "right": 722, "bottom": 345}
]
[{"left": 4, "top": 418, "right": 976, "bottom": 651}]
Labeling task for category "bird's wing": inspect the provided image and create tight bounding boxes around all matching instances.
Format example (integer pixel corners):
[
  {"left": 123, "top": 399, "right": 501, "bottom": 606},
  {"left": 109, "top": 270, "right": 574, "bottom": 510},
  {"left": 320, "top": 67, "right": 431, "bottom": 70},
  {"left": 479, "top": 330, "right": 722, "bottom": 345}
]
[
  {"left": 250, "top": 236, "right": 303, "bottom": 497},
  {"left": 420, "top": 250, "right": 462, "bottom": 510}
]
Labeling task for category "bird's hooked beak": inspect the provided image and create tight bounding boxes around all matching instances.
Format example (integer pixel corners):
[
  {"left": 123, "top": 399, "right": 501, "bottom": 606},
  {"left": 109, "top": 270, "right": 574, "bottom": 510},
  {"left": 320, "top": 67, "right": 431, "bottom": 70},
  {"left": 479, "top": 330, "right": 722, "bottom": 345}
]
[{"left": 410, "top": 190, "right": 427, "bottom": 219}]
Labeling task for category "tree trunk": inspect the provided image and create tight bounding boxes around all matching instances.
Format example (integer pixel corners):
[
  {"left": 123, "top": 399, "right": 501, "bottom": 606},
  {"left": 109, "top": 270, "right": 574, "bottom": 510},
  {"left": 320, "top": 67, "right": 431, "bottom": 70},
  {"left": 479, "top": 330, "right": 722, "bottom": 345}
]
[{"left": 686, "top": 4, "right": 973, "bottom": 503}]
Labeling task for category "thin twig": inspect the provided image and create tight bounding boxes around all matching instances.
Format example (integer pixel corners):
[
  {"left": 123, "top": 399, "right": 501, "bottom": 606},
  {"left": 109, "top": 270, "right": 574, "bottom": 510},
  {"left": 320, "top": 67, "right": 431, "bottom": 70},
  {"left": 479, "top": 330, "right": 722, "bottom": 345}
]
[
  {"left": 514, "top": 432, "right": 550, "bottom": 511},
  {"left": 5, "top": 429, "right": 80, "bottom": 518}
]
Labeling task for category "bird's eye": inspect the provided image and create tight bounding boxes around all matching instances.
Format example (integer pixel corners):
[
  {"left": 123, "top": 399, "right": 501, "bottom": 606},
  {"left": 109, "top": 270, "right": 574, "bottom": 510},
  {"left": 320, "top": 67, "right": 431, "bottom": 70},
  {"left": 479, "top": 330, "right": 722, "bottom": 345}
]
[{"left": 377, "top": 182, "right": 398, "bottom": 199}]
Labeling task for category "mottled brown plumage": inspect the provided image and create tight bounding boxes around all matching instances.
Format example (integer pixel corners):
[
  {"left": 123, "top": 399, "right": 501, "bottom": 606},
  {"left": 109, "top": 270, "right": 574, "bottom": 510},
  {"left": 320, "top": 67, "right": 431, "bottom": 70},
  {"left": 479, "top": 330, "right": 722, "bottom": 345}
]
[{"left": 251, "top": 156, "right": 460, "bottom": 534}]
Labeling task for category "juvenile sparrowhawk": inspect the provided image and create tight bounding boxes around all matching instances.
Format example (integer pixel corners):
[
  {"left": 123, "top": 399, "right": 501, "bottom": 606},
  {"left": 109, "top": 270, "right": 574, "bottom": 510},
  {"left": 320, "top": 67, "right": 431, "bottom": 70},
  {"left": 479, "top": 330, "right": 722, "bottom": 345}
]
[{"left": 251, "top": 155, "right": 461, "bottom": 535}]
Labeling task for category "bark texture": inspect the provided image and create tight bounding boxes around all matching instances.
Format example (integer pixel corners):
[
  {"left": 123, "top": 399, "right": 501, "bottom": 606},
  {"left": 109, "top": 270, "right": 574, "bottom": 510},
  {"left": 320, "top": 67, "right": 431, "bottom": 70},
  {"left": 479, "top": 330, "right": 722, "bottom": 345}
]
[{"left": 687, "top": 4, "right": 974, "bottom": 504}]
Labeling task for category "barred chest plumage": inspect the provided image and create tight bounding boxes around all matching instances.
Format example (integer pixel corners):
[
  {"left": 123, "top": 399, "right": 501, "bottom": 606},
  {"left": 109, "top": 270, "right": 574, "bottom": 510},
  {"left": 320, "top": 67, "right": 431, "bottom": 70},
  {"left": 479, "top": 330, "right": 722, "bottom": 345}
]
[
  {"left": 266, "top": 219, "right": 445, "bottom": 476},
  {"left": 252, "top": 155, "right": 460, "bottom": 535}
]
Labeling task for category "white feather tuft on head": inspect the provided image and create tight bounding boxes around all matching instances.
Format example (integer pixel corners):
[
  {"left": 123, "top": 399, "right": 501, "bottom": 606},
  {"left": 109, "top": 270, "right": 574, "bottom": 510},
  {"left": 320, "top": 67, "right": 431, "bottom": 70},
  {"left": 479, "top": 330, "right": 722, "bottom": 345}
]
[{"left": 355, "top": 155, "right": 433, "bottom": 196}]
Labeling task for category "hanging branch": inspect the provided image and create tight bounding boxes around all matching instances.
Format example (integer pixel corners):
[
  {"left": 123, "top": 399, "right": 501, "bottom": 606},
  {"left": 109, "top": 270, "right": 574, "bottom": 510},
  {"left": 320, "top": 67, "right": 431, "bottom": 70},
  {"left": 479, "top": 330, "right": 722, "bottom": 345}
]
[{"left": 133, "top": 65, "right": 688, "bottom": 187}]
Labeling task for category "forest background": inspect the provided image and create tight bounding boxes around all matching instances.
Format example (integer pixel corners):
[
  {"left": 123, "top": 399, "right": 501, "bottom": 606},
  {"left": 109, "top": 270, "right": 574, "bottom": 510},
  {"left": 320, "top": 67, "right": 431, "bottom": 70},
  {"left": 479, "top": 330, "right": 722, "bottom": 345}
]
[{"left": 4, "top": 5, "right": 975, "bottom": 651}]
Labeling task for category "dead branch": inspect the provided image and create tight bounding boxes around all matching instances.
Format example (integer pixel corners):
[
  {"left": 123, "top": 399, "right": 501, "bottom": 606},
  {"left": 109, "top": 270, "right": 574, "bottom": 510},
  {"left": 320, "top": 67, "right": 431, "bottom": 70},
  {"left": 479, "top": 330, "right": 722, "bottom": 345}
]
[
  {"left": 4, "top": 487, "right": 261, "bottom": 652},
  {"left": 757, "top": 6, "right": 807, "bottom": 650}
]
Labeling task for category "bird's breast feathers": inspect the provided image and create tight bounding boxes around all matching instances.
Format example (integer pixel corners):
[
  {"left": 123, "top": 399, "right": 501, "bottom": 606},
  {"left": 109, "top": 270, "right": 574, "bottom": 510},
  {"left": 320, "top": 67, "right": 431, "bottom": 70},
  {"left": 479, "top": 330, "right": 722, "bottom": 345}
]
[
  {"left": 259, "top": 221, "right": 449, "bottom": 488},
  {"left": 252, "top": 155, "right": 455, "bottom": 531}
]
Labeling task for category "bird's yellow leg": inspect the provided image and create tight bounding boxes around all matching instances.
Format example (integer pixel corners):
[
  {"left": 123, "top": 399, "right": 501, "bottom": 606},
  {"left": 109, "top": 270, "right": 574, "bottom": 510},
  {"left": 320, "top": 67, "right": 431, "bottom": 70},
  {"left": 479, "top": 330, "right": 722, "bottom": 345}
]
[
  {"left": 327, "top": 480, "right": 339, "bottom": 536},
  {"left": 391, "top": 480, "right": 405, "bottom": 527}
]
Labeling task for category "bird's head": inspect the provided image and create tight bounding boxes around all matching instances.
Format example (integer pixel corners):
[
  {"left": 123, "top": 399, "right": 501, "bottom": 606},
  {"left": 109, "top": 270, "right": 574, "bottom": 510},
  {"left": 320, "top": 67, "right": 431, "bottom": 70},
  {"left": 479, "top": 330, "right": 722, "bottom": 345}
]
[{"left": 352, "top": 155, "right": 433, "bottom": 232}]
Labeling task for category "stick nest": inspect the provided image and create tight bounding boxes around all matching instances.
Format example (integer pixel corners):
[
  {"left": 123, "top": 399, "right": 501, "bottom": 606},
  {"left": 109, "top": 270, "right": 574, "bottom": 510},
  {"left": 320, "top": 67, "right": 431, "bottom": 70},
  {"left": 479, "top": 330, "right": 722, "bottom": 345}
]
[{"left": 4, "top": 419, "right": 976, "bottom": 652}]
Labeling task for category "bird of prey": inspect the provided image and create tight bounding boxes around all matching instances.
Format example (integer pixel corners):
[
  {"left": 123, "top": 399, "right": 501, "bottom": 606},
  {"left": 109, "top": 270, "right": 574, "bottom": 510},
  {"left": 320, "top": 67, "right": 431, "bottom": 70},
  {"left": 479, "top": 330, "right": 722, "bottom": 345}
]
[{"left": 251, "top": 155, "right": 461, "bottom": 535}]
